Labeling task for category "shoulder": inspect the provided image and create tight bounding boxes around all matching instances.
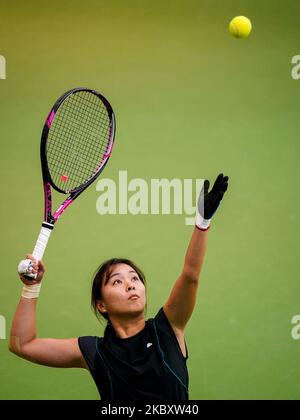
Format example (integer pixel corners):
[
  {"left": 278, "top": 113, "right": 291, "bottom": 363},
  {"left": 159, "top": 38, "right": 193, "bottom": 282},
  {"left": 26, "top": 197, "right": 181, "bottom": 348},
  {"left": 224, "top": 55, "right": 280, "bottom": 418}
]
[
  {"left": 78, "top": 336, "right": 105, "bottom": 373},
  {"left": 78, "top": 336, "right": 100, "bottom": 361},
  {"left": 154, "top": 306, "right": 184, "bottom": 333},
  {"left": 78, "top": 335, "right": 99, "bottom": 348},
  {"left": 151, "top": 307, "right": 187, "bottom": 359}
]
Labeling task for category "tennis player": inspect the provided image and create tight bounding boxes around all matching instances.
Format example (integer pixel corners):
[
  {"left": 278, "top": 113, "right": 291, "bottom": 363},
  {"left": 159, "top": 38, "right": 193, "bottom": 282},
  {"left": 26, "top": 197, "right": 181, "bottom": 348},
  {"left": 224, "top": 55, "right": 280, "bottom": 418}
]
[{"left": 10, "top": 174, "right": 229, "bottom": 401}]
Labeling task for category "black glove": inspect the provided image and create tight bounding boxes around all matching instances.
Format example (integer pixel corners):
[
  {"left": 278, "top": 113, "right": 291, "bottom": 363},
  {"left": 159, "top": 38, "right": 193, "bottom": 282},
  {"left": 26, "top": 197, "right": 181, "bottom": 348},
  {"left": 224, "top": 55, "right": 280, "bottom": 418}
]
[{"left": 196, "top": 173, "right": 229, "bottom": 230}]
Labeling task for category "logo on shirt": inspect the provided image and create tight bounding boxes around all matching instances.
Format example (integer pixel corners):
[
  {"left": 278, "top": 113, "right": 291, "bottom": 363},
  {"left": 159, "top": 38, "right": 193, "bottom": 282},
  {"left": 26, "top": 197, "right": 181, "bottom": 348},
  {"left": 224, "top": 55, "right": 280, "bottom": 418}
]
[{"left": 146, "top": 342, "right": 153, "bottom": 348}]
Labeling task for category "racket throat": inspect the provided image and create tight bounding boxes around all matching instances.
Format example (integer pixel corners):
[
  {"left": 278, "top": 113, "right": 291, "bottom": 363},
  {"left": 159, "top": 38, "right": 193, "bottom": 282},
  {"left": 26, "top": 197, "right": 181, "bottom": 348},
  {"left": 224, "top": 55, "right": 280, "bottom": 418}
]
[
  {"left": 52, "top": 197, "right": 74, "bottom": 222},
  {"left": 43, "top": 182, "right": 54, "bottom": 224}
]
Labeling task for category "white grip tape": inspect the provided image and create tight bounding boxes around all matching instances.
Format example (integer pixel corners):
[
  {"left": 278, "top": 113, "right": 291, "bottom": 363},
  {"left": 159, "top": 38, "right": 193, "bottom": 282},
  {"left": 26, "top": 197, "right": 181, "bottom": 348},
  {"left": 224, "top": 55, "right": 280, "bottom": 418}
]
[
  {"left": 18, "top": 226, "right": 52, "bottom": 279},
  {"left": 32, "top": 226, "right": 52, "bottom": 261}
]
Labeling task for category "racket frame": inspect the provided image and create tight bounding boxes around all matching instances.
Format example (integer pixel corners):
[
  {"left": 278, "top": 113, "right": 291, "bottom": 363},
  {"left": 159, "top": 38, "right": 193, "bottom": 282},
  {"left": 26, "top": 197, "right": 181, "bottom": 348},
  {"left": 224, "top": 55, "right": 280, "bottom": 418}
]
[{"left": 41, "top": 87, "right": 116, "bottom": 225}]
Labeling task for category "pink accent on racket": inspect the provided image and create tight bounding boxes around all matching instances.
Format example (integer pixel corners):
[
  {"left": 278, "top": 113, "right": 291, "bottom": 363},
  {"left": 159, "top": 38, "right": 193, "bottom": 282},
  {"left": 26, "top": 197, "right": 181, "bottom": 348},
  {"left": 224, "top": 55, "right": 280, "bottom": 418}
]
[
  {"left": 46, "top": 110, "right": 55, "bottom": 128},
  {"left": 53, "top": 198, "right": 74, "bottom": 221}
]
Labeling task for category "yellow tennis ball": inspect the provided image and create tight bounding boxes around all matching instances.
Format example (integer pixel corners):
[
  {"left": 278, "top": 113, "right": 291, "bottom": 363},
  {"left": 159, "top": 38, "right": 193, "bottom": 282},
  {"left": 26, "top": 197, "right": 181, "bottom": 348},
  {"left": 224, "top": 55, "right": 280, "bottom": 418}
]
[{"left": 229, "top": 16, "right": 252, "bottom": 38}]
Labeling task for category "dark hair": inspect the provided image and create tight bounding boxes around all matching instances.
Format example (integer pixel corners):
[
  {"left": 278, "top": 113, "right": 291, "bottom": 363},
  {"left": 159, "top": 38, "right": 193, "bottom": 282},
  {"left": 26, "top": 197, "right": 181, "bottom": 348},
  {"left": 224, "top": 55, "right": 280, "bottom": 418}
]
[{"left": 91, "top": 258, "right": 147, "bottom": 325}]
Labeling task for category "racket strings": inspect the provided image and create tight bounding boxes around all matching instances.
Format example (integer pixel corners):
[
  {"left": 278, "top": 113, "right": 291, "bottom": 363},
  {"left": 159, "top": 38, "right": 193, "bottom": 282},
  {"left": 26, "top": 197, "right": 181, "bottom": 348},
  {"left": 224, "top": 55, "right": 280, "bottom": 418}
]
[
  {"left": 46, "top": 91, "right": 112, "bottom": 192},
  {"left": 48, "top": 93, "right": 110, "bottom": 189},
  {"left": 49, "top": 118, "right": 109, "bottom": 188}
]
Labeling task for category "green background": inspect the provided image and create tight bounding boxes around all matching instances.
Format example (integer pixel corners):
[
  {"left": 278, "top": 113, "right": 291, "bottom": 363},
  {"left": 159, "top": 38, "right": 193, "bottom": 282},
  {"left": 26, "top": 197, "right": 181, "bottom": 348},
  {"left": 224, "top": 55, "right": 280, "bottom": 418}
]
[{"left": 1, "top": 0, "right": 300, "bottom": 400}]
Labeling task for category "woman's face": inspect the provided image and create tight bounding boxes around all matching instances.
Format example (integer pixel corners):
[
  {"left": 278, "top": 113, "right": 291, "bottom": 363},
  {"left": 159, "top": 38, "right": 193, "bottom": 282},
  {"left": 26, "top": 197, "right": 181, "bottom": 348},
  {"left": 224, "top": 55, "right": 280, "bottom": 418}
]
[{"left": 97, "top": 263, "right": 146, "bottom": 319}]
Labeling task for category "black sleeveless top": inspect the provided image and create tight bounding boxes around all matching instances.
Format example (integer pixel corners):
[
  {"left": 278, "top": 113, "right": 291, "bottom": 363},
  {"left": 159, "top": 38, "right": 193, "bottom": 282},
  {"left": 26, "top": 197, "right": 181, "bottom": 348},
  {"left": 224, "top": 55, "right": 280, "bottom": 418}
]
[{"left": 78, "top": 307, "right": 189, "bottom": 401}]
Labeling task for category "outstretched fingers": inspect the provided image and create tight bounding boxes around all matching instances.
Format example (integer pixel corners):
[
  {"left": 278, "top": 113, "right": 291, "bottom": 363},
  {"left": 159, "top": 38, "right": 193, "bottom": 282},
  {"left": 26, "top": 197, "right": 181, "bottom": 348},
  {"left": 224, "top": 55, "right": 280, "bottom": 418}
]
[
  {"left": 203, "top": 180, "right": 210, "bottom": 194},
  {"left": 211, "top": 174, "right": 229, "bottom": 193},
  {"left": 211, "top": 173, "right": 224, "bottom": 192}
]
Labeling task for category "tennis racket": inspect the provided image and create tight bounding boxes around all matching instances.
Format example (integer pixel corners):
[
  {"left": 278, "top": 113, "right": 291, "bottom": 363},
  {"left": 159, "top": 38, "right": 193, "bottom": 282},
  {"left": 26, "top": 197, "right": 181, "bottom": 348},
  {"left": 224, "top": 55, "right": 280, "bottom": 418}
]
[{"left": 18, "top": 87, "right": 116, "bottom": 279}]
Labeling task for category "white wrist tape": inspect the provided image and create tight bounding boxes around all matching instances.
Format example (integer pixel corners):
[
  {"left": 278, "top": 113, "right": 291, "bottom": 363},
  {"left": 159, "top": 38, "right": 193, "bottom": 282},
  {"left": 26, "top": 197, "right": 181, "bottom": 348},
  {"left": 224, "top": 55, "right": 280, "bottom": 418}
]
[
  {"left": 195, "top": 213, "right": 211, "bottom": 231},
  {"left": 22, "top": 283, "right": 42, "bottom": 299}
]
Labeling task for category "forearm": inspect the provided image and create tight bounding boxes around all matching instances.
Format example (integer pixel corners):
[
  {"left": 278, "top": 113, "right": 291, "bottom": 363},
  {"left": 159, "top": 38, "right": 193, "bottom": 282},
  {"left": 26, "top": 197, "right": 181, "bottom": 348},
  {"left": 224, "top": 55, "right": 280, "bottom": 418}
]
[
  {"left": 184, "top": 172, "right": 229, "bottom": 280},
  {"left": 183, "top": 226, "right": 208, "bottom": 281},
  {"left": 9, "top": 297, "right": 38, "bottom": 354}
]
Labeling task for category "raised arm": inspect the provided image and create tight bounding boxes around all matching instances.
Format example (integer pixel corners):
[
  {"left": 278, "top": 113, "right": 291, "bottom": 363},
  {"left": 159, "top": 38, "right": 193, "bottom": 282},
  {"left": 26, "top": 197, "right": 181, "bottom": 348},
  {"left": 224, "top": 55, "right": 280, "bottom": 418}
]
[
  {"left": 9, "top": 255, "right": 87, "bottom": 369},
  {"left": 164, "top": 174, "right": 229, "bottom": 331}
]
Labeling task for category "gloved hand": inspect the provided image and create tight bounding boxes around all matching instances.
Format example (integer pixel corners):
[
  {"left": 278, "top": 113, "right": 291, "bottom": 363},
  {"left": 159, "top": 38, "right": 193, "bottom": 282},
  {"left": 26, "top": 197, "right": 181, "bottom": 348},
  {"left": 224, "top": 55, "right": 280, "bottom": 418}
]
[{"left": 196, "top": 173, "right": 229, "bottom": 231}]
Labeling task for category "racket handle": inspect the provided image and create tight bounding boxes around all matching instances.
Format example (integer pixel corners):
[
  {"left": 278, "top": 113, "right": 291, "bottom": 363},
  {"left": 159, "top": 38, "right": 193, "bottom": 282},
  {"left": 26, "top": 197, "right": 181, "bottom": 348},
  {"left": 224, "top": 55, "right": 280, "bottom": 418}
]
[
  {"left": 32, "top": 224, "right": 53, "bottom": 261},
  {"left": 18, "top": 223, "right": 53, "bottom": 279}
]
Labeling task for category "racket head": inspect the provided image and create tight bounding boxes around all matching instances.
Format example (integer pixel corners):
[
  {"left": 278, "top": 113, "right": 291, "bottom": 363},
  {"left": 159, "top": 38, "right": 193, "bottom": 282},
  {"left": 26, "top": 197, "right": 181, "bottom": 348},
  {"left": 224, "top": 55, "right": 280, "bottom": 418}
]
[{"left": 40, "top": 88, "right": 116, "bottom": 195}]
